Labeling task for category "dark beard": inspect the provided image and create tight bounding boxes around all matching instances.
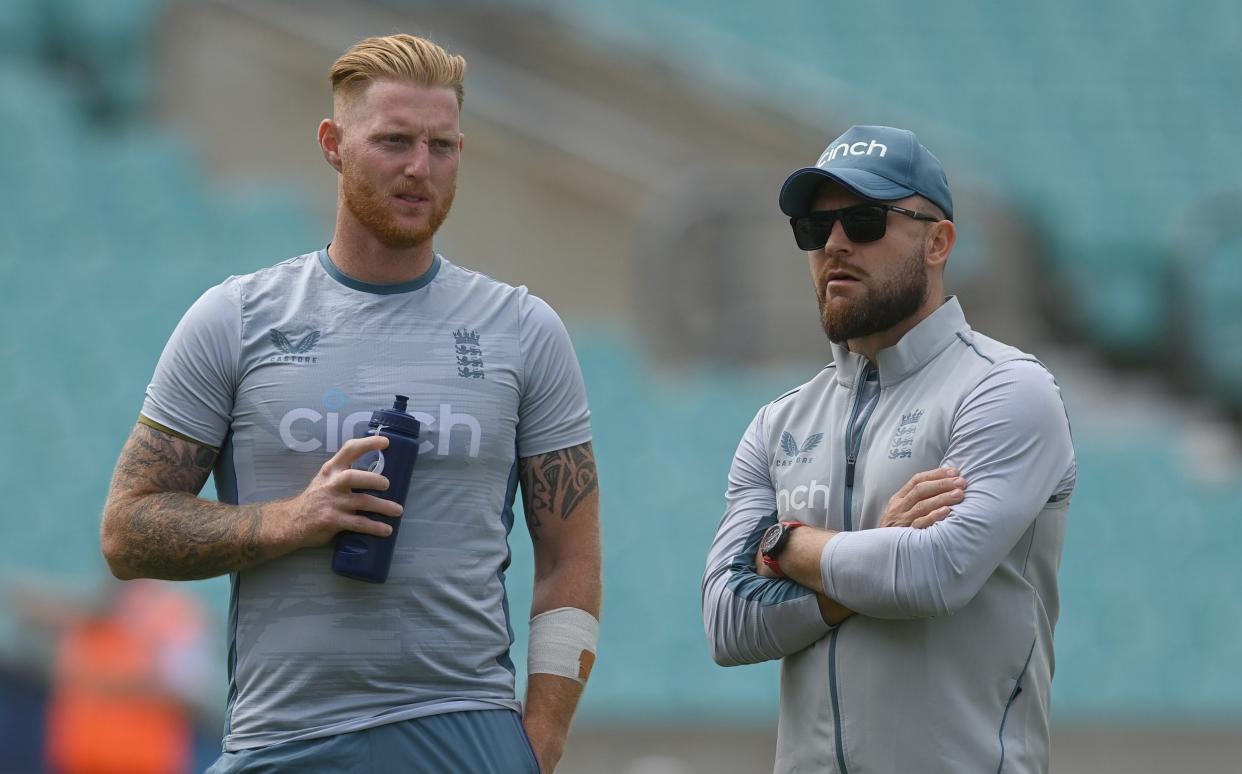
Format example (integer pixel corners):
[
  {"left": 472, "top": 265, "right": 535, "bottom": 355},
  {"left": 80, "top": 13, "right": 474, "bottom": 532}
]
[
  {"left": 818, "top": 245, "right": 928, "bottom": 343},
  {"left": 341, "top": 163, "right": 455, "bottom": 249}
]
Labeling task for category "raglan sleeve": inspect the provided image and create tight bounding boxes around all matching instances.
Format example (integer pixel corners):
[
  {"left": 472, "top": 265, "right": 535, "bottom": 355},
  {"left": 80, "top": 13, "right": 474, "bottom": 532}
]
[
  {"left": 515, "top": 291, "right": 592, "bottom": 457},
  {"left": 819, "top": 359, "right": 1077, "bottom": 618},
  {"left": 702, "top": 405, "right": 835, "bottom": 666},
  {"left": 139, "top": 278, "right": 241, "bottom": 449}
]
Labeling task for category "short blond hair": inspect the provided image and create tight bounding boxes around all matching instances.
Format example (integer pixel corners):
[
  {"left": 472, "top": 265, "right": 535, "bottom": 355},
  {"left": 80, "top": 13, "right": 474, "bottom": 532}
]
[{"left": 330, "top": 33, "right": 466, "bottom": 107}]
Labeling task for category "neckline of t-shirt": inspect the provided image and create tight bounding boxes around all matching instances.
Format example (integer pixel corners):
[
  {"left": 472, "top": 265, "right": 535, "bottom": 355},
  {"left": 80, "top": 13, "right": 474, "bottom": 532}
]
[{"left": 317, "top": 247, "right": 442, "bottom": 295}]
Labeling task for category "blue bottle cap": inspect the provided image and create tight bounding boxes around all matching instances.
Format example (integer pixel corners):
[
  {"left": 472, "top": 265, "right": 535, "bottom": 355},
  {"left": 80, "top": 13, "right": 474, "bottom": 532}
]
[{"left": 369, "top": 394, "right": 420, "bottom": 437}]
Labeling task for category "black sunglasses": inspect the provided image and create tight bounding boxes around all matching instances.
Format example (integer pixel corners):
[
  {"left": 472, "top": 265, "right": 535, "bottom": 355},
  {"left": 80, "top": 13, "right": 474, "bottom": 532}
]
[{"left": 790, "top": 204, "right": 940, "bottom": 250}]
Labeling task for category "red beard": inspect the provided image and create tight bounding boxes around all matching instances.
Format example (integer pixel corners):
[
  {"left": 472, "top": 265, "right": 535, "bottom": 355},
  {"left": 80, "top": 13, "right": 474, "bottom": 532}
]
[{"left": 341, "top": 162, "right": 455, "bottom": 249}]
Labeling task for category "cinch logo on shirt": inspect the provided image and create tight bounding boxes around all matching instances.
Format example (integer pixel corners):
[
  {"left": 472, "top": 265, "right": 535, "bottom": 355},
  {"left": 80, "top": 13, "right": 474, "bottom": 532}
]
[
  {"left": 278, "top": 395, "right": 482, "bottom": 458},
  {"left": 818, "top": 139, "right": 888, "bottom": 166},
  {"left": 777, "top": 480, "right": 830, "bottom": 513}
]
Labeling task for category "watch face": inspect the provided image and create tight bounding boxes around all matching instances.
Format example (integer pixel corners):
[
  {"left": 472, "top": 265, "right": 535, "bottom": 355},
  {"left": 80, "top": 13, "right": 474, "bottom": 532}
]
[{"left": 760, "top": 523, "right": 785, "bottom": 555}]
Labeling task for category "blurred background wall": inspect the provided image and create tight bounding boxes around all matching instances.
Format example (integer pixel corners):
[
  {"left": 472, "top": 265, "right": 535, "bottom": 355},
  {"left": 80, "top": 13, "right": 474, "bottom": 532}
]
[{"left": 2, "top": 0, "right": 1242, "bottom": 772}]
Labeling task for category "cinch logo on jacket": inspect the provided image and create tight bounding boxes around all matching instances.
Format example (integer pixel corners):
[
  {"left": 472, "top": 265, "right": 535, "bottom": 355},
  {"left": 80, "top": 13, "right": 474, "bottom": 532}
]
[{"left": 777, "top": 480, "right": 830, "bottom": 513}]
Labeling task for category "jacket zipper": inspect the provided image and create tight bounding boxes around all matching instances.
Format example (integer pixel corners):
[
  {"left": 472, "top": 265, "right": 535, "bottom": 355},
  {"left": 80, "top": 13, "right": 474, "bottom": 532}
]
[
  {"left": 842, "top": 365, "right": 880, "bottom": 532},
  {"left": 996, "top": 639, "right": 1036, "bottom": 774},
  {"left": 831, "top": 363, "right": 881, "bottom": 774}
]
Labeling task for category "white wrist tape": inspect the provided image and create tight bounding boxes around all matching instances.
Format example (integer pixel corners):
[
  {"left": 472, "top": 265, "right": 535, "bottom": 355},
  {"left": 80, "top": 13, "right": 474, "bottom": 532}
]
[{"left": 527, "top": 607, "right": 599, "bottom": 683}]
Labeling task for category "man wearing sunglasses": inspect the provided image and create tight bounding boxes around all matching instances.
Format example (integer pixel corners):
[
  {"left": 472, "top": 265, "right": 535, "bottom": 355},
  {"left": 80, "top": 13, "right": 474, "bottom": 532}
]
[{"left": 703, "top": 125, "right": 1076, "bottom": 773}]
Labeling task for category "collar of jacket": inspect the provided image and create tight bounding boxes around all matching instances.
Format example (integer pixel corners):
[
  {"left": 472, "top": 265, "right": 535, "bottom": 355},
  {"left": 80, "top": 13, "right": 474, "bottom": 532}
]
[{"left": 829, "top": 295, "right": 970, "bottom": 389}]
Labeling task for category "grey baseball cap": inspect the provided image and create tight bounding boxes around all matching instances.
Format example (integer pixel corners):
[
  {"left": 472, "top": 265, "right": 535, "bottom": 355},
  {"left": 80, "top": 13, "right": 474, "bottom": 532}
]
[{"left": 778, "top": 125, "right": 953, "bottom": 220}]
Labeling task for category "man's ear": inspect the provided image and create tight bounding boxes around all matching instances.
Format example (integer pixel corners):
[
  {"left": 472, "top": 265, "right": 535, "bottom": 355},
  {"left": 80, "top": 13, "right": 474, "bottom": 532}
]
[
  {"left": 925, "top": 219, "right": 956, "bottom": 270},
  {"left": 318, "top": 119, "right": 343, "bottom": 173}
]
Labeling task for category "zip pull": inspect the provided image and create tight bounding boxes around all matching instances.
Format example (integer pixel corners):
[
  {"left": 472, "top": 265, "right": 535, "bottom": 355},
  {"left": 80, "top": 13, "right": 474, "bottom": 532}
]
[{"left": 846, "top": 454, "right": 857, "bottom": 487}]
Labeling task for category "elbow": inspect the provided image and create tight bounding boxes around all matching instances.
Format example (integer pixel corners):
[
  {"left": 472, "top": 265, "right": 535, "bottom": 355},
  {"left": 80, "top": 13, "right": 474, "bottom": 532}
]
[
  {"left": 907, "top": 596, "right": 954, "bottom": 619},
  {"left": 899, "top": 575, "right": 982, "bottom": 619},
  {"left": 705, "top": 629, "right": 747, "bottom": 668},
  {"left": 701, "top": 573, "right": 772, "bottom": 667},
  {"left": 702, "top": 610, "right": 732, "bottom": 666},
  {"left": 701, "top": 585, "right": 738, "bottom": 666},
  {"left": 711, "top": 646, "right": 743, "bottom": 668},
  {"left": 937, "top": 578, "right": 984, "bottom": 617},
  {"left": 100, "top": 540, "right": 137, "bottom": 580},
  {"left": 886, "top": 532, "right": 988, "bottom": 618},
  {"left": 99, "top": 501, "right": 139, "bottom": 580},
  {"left": 107, "top": 564, "right": 138, "bottom": 581},
  {"left": 702, "top": 605, "right": 757, "bottom": 667},
  {"left": 102, "top": 551, "right": 139, "bottom": 581}
]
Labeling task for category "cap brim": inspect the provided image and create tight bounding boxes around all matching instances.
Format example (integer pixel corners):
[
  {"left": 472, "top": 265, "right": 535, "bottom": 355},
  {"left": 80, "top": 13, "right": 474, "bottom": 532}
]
[{"left": 778, "top": 167, "right": 916, "bottom": 216}]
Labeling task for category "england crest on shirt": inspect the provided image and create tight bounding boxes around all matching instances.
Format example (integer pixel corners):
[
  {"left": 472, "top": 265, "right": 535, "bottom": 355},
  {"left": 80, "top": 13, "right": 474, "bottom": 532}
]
[{"left": 454, "top": 328, "right": 485, "bottom": 378}]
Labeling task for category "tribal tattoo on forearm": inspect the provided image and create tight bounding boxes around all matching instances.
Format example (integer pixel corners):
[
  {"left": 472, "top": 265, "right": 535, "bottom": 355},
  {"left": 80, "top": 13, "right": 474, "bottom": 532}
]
[
  {"left": 519, "top": 442, "right": 598, "bottom": 541},
  {"left": 105, "top": 423, "right": 266, "bottom": 580}
]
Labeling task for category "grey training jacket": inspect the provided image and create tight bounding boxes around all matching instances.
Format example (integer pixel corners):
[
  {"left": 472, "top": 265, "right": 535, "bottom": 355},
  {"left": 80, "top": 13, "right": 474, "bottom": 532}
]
[{"left": 703, "top": 298, "right": 1076, "bottom": 774}]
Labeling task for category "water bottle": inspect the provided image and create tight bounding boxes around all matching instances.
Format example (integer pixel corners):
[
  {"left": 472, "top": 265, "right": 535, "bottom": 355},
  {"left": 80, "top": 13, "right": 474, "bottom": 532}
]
[{"left": 331, "top": 395, "right": 420, "bottom": 583}]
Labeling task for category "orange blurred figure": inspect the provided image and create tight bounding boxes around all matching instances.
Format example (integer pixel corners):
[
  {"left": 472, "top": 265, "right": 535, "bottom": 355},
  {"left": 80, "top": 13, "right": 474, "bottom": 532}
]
[{"left": 17, "top": 579, "right": 210, "bottom": 774}]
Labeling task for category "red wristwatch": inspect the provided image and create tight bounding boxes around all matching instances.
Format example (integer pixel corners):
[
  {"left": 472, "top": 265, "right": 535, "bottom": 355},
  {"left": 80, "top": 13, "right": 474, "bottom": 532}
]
[{"left": 759, "top": 521, "right": 804, "bottom": 577}]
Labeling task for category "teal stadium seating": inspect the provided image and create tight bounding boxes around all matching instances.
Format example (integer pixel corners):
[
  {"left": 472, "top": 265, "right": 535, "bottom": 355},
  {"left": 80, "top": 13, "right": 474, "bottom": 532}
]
[
  {"left": 1175, "top": 210, "right": 1242, "bottom": 411},
  {"left": 0, "top": 0, "right": 44, "bottom": 63},
  {"left": 1191, "top": 240, "right": 1242, "bottom": 404},
  {"left": 3, "top": 0, "right": 1242, "bottom": 726},
  {"left": 519, "top": 0, "right": 1242, "bottom": 364},
  {"left": 46, "top": 0, "right": 164, "bottom": 117}
]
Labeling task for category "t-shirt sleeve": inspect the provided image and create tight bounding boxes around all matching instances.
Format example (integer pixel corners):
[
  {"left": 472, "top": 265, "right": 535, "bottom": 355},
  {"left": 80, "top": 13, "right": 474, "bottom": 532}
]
[
  {"left": 140, "top": 279, "right": 241, "bottom": 449},
  {"left": 515, "top": 292, "right": 592, "bottom": 457}
]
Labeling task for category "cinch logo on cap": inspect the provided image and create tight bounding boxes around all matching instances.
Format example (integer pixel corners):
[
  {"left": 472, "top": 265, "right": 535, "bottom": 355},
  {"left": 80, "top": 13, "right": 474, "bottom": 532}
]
[{"left": 817, "top": 139, "right": 889, "bottom": 166}]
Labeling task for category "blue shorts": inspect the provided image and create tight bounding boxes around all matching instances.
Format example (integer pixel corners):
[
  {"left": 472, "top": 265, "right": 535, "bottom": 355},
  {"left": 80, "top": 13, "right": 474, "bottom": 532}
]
[{"left": 207, "top": 709, "right": 540, "bottom": 774}]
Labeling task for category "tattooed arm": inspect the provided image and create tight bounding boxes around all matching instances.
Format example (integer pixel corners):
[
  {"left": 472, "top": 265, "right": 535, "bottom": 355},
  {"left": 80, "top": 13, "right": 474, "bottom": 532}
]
[
  {"left": 518, "top": 441, "right": 601, "bottom": 773},
  {"left": 100, "top": 422, "right": 403, "bottom": 581}
]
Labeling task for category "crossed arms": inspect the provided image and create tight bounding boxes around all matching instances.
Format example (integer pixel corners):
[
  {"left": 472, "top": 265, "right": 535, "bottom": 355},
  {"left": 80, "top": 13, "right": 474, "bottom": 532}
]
[{"left": 702, "top": 360, "right": 1076, "bottom": 666}]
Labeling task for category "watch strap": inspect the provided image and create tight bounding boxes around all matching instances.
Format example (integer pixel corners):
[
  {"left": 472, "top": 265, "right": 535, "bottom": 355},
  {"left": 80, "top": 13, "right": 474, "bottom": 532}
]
[
  {"left": 761, "top": 521, "right": 804, "bottom": 577},
  {"left": 761, "top": 552, "right": 787, "bottom": 577}
]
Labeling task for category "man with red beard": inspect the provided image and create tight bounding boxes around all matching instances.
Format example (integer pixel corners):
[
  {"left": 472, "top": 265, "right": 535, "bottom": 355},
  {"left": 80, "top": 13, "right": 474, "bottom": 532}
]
[
  {"left": 703, "top": 126, "right": 1076, "bottom": 773},
  {"left": 102, "top": 34, "right": 600, "bottom": 773}
]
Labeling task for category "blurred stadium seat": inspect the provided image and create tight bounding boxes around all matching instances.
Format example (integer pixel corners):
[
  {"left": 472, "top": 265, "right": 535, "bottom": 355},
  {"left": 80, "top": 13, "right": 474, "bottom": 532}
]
[
  {"left": 0, "top": 0, "right": 44, "bottom": 63},
  {"left": 3, "top": 5, "right": 1242, "bottom": 767},
  {"left": 45, "top": 0, "right": 164, "bottom": 117},
  {"left": 1190, "top": 239, "right": 1242, "bottom": 407},
  {"left": 1171, "top": 193, "right": 1242, "bottom": 413},
  {"left": 529, "top": 0, "right": 1242, "bottom": 366}
]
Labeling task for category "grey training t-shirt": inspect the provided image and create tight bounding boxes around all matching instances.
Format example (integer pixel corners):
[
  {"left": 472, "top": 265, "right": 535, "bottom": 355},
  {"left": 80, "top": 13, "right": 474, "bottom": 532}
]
[{"left": 141, "top": 250, "right": 592, "bottom": 751}]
